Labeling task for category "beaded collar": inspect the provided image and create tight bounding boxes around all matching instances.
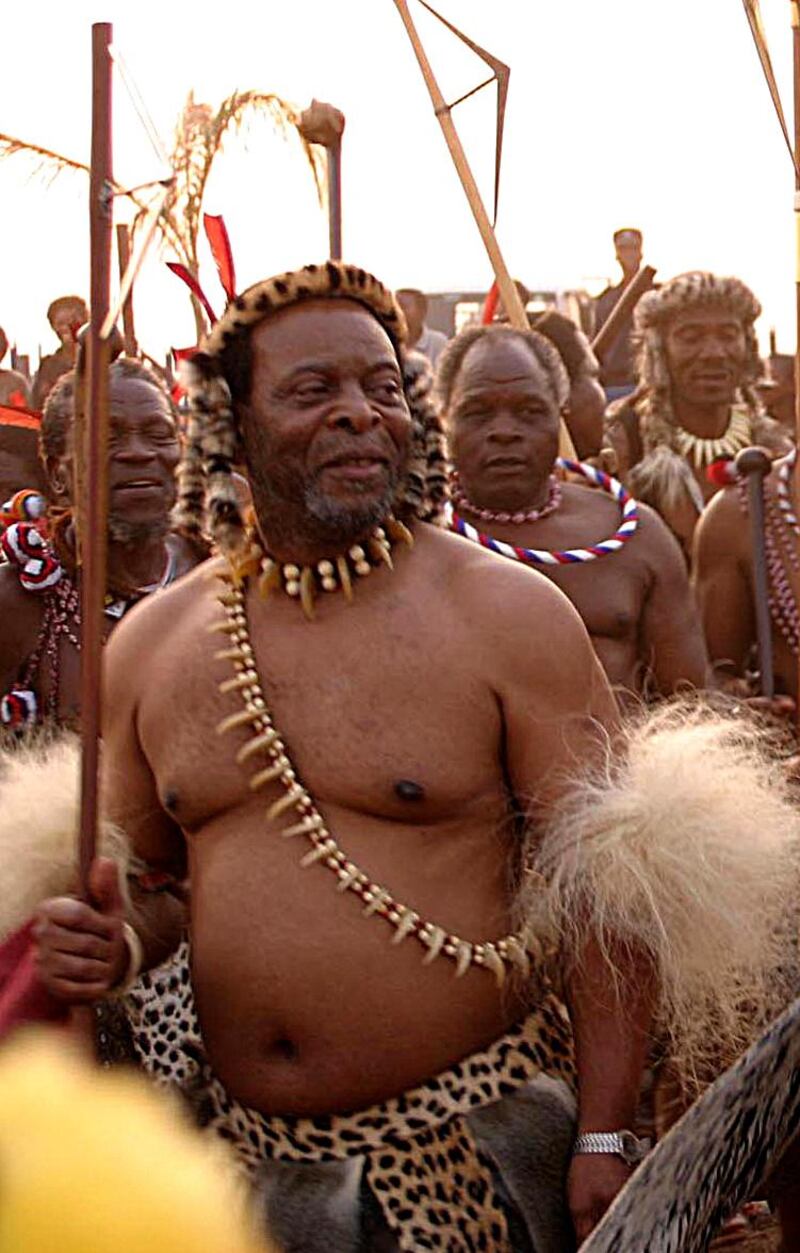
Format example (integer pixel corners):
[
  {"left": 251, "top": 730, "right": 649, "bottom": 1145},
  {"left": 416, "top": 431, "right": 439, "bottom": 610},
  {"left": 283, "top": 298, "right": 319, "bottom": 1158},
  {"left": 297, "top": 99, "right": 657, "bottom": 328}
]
[
  {"left": 210, "top": 542, "right": 544, "bottom": 986},
  {"left": 450, "top": 472, "right": 562, "bottom": 525}
]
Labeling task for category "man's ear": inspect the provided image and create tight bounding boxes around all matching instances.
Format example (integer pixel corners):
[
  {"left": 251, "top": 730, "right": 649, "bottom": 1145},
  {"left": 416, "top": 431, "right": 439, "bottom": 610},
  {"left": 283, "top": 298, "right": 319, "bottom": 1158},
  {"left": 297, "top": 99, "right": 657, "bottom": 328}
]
[{"left": 45, "top": 453, "right": 72, "bottom": 504}]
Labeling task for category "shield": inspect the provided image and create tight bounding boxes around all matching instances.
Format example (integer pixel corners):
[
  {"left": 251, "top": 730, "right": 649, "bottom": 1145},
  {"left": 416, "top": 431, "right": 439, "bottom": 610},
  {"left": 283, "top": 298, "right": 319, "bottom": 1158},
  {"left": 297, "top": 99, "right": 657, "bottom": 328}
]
[{"left": 582, "top": 997, "right": 800, "bottom": 1251}]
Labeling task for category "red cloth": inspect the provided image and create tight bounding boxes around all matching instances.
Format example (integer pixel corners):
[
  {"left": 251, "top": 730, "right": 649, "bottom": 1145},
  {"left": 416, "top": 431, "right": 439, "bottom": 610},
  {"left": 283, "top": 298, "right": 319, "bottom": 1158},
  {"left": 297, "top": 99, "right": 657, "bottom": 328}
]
[{"left": 0, "top": 919, "right": 67, "bottom": 1038}]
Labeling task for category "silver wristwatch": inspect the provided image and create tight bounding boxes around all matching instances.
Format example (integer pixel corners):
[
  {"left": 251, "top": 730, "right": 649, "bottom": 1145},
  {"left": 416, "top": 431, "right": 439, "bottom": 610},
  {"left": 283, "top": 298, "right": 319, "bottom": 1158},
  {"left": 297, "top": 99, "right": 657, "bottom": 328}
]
[{"left": 573, "top": 1130, "right": 650, "bottom": 1166}]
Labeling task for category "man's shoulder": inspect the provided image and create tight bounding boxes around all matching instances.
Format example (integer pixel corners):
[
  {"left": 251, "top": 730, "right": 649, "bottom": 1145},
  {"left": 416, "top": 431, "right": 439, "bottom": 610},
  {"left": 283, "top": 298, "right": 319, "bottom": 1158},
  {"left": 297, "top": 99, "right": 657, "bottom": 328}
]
[
  {"left": 105, "top": 556, "right": 219, "bottom": 659},
  {"left": 419, "top": 522, "right": 588, "bottom": 644},
  {"left": 694, "top": 483, "right": 748, "bottom": 563}
]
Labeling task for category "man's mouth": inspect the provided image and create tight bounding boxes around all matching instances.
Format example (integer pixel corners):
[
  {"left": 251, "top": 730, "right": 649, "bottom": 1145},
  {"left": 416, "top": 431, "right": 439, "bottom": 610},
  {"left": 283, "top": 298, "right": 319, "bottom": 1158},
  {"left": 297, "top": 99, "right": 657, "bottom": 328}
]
[
  {"left": 112, "top": 478, "right": 165, "bottom": 494},
  {"left": 484, "top": 455, "right": 527, "bottom": 469}
]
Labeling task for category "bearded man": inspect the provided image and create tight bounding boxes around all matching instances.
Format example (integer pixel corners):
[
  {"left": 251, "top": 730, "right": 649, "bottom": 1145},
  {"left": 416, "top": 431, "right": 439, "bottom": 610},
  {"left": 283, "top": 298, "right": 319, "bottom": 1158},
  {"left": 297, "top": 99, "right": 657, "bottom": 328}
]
[
  {"left": 0, "top": 358, "right": 203, "bottom": 732},
  {"left": 441, "top": 325, "right": 708, "bottom": 701},
  {"left": 30, "top": 264, "right": 798, "bottom": 1253},
  {"left": 606, "top": 272, "right": 789, "bottom": 559}
]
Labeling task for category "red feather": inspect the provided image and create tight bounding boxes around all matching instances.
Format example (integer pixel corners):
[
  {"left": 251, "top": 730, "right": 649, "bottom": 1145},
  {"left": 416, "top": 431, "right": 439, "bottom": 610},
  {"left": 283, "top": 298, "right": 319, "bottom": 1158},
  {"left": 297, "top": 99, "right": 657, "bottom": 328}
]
[
  {"left": 203, "top": 214, "right": 237, "bottom": 302},
  {"left": 166, "top": 262, "right": 218, "bottom": 327},
  {"left": 482, "top": 282, "right": 499, "bottom": 325}
]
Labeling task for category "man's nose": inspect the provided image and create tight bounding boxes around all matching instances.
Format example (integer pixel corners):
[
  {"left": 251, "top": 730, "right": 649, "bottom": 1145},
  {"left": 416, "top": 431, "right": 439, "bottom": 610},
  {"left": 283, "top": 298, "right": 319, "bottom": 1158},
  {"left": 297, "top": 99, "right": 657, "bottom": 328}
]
[
  {"left": 325, "top": 385, "right": 381, "bottom": 433},
  {"left": 486, "top": 412, "right": 521, "bottom": 443},
  {"left": 113, "top": 434, "right": 156, "bottom": 461}
]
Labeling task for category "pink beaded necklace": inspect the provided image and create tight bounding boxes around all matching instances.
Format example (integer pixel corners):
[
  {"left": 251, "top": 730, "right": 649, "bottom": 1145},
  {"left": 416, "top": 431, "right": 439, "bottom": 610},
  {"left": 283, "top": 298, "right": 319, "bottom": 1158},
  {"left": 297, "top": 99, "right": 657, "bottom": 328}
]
[{"left": 449, "top": 472, "right": 562, "bottom": 525}]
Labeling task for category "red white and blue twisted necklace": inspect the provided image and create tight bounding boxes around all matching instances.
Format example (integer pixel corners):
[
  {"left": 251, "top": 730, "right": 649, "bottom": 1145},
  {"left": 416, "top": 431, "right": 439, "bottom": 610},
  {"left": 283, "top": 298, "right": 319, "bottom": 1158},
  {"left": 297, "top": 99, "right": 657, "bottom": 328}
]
[{"left": 446, "top": 459, "right": 639, "bottom": 565}]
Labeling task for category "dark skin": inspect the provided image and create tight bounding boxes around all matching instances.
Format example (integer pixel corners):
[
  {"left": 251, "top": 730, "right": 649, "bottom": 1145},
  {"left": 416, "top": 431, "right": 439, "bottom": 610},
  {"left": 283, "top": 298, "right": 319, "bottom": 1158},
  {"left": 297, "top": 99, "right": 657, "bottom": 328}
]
[
  {"left": 0, "top": 427, "right": 45, "bottom": 502},
  {"left": 693, "top": 454, "right": 799, "bottom": 698},
  {"left": 447, "top": 335, "right": 708, "bottom": 700},
  {"left": 35, "top": 301, "right": 653, "bottom": 1244},
  {"left": 607, "top": 308, "right": 791, "bottom": 555},
  {"left": 0, "top": 374, "right": 199, "bottom": 728}
]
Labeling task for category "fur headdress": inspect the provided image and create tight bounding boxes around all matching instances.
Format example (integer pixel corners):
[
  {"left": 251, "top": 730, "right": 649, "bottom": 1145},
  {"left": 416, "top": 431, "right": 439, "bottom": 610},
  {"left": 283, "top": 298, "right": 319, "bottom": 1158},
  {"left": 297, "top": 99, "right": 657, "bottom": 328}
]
[
  {"left": 633, "top": 271, "right": 765, "bottom": 457},
  {"left": 174, "top": 261, "right": 448, "bottom": 558}
]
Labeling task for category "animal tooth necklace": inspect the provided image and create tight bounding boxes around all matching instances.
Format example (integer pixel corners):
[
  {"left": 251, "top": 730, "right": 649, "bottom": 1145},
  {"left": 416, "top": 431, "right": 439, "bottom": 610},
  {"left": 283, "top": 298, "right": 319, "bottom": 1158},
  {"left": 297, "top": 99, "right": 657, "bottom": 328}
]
[
  {"left": 210, "top": 555, "right": 543, "bottom": 987},
  {"left": 447, "top": 458, "right": 638, "bottom": 565},
  {"left": 227, "top": 515, "right": 414, "bottom": 621}
]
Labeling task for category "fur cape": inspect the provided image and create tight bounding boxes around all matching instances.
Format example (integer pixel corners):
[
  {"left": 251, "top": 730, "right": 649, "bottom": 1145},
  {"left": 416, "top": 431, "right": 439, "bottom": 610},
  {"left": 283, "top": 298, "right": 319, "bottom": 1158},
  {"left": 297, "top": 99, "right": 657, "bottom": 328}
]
[
  {"left": 520, "top": 701, "right": 800, "bottom": 1080},
  {"left": 0, "top": 737, "right": 128, "bottom": 943}
]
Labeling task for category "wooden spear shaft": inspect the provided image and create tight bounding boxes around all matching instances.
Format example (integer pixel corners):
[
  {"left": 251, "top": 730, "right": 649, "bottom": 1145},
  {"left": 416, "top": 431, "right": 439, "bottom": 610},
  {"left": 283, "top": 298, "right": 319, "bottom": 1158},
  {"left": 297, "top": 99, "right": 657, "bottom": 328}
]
[
  {"left": 116, "top": 223, "right": 138, "bottom": 356},
  {"left": 78, "top": 21, "right": 114, "bottom": 898},
  {"left": 327, "top": 140, "right": 343, "bottom": 260},
  {"left": 792, "top": 0, "right": 800, "bottom": 720},
  {"left": 392, "top": 0, "right": 575, "bottom": 458}
]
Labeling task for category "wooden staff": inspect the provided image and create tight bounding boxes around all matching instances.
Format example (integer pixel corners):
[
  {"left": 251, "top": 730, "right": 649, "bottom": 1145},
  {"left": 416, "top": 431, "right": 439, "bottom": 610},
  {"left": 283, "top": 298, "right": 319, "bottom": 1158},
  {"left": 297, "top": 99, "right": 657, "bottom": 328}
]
[
  {"left": 590, "top": 265, "right": 657, "bottom": 359},
  {"left": 116, "top": 223, "right": 138, "bottom": 356},
  {"left": 78, "top": 21, "right": 114, "bottom": 898},
  {"left": 792, "top": 0, "right": 800, "bottom": 447},
  {"left": 736, "top": 447, "right": 775, "bottom": 699},
  {"left": 392, "top": 0, "right": 575, "bottom": 458},
  {"left": 298, "top": 100, "right": 346, "bottom": 261}
]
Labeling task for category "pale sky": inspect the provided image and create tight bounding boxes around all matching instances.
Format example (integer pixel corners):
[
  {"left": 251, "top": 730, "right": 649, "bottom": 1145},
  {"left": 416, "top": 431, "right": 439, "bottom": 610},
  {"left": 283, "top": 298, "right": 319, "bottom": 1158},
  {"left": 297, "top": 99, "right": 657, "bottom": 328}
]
[{"left": 1, "top": 0, "right": 798, "bottom": 365}]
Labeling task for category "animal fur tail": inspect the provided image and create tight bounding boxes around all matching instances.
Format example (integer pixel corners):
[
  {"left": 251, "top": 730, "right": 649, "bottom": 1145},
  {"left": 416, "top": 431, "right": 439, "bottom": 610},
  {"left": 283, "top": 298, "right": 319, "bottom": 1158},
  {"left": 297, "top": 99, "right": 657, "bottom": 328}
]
[
  {"left": 0, "top": 736, "right": 128, "bottom": 943},
  {"left": 519, "top": 701, "right": 800, "bottom": 1080}
]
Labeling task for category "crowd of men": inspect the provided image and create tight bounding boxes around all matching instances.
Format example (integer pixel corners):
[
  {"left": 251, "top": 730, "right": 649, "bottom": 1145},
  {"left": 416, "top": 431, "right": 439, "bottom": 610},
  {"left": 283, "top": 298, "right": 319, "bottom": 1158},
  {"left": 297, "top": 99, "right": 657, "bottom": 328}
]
[{"left": 1, "top": 241, "right": 800, "bottom": 1252}]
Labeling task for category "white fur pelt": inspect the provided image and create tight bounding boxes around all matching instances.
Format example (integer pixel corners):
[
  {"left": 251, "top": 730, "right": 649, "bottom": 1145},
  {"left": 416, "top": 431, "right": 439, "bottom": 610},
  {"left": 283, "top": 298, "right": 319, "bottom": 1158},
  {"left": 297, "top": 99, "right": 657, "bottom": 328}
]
[
  {"left": 0, "top": 736, "right": 128, "bottom": 942},
  {"left": 519, "top": 702, "right": 800, "bottom": 1079}
]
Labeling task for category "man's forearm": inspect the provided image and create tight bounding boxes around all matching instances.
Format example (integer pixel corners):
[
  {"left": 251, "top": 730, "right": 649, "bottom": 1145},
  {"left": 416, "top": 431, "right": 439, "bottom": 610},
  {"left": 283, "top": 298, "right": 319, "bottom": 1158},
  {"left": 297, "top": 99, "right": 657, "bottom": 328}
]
[{"left": 566, "top": 934, "right": 654, "bottom": 1131}]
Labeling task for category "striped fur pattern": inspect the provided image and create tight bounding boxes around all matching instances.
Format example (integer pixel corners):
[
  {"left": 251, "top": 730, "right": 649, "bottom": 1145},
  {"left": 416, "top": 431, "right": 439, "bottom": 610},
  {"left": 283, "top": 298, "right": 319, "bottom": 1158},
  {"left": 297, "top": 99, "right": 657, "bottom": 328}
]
[
  {"left": 582, "top": 995, "right": 800, "bottom": 1251},
  {"left": 633, "top": 271, "right": 766, "bottom": 457},
  {"left": 175, "top": 261, "right": 448, "bottom": 556}
]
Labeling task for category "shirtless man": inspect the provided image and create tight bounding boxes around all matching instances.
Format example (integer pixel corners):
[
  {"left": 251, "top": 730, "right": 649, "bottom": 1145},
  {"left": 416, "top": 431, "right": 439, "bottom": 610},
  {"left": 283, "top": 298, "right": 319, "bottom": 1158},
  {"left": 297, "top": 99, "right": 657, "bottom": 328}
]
[
  {"left": 440, "top": 325, "right": 708, "bottom": 700},
  {"left": 33, "top": 264, "right": 654, "bottom": 1250},
  {"left": 0, "top": 358, "right": 202, "bottom": 731},
  {"left": 32, "top": 295, "right": 88, "bottom": 411},
  {"left": 606, "top": 272, "right": 789, "bottom": 559},
  {"left": 693, "top": 449, "right": 800, "bottom": 699}
]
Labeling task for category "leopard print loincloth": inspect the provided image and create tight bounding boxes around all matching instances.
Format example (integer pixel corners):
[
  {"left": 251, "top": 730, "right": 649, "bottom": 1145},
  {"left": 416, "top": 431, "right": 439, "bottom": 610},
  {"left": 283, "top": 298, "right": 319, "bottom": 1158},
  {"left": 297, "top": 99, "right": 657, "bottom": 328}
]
[{"left": 124, "top": 941, "right": 576, "bottom": 1253}]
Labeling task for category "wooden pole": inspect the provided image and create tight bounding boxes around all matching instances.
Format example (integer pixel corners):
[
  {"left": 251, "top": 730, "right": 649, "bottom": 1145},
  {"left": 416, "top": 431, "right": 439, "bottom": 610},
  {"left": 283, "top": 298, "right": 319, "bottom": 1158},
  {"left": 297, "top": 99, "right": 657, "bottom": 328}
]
[
  {"left": 590, "top": 266, "right": 657, "bottom": 358},
  {"left": 327, "top": 140, "right": 343, "bottom": 260},
  {"left": 78, "top": 21, "right": 114, "bottom": 898},
  {"left": 736, "top": 447, "right": 775, "bottom": 699},
  {"left": 392, "top": 0, "right": 575, "bottom": 458},
  {"left": 116, "top": 223, "right": 138, "bottom": 356},
  {"left": 792, "top": 0, "right": 800, "bottom": 447}
]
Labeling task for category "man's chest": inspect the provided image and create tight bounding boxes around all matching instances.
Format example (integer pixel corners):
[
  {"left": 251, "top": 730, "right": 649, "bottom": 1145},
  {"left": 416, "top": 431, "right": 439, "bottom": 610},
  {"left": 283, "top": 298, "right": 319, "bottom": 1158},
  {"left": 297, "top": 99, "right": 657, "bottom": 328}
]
[{"left": 137, "top": 615, "right": 503, "bottom": 833}]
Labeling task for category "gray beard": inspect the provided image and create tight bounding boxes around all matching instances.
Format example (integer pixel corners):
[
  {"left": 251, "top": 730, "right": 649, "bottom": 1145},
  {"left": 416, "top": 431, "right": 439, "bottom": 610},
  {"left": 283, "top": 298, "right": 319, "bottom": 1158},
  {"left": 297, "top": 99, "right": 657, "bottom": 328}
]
[
  {"left": 107, "top": 514, "right": 170, "bottom": 546},
  {"left": 250, "top": 463, "right": 403, "bottom": 551}
]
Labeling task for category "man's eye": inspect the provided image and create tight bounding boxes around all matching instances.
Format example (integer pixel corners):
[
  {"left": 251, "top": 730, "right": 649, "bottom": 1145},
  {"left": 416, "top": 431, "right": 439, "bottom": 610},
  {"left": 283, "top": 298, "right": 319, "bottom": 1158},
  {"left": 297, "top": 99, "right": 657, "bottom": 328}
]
[
  {"left": 373, "top": 380, "right": 402, "bottom": 399},
  {"left": 296, "top": 383, "right": 329, "bottom": 401}
]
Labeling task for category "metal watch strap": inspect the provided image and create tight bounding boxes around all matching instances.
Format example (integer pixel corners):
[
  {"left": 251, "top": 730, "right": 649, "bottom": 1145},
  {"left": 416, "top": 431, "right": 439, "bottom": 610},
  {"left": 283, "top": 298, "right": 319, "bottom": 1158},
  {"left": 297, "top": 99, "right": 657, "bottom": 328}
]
[{"left": 573, "top": 1130, "right": 650, "bottom": 1166}]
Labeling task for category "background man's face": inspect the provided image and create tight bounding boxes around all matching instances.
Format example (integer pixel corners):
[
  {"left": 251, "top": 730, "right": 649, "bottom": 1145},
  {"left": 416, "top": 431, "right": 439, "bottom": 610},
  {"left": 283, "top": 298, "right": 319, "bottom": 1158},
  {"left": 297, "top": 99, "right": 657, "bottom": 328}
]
[
  {"left": 396, "top": 292, "right": 425, "bottom": 346},
  {"left": 54, "top": 376, "right": 179, "bottom": 541},
  {"left": 51, "top": 305, "right": 85, "bottom": 348},
  {"left": 664, "top": 307, "right": 748, "bottom": 408},
  {"left": 447, "top": 335, "right": 560, "bottom": 512},
  {"left": 241, "top": 299, "right": 412, "bottom": 545},
  {"left": 615, "top": 236, "right": 642, "bottom": 277}
]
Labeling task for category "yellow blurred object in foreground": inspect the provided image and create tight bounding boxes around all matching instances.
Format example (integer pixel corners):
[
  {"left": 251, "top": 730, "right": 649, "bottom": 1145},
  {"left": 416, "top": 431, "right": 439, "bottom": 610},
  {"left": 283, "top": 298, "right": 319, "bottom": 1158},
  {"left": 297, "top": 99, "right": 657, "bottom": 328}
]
[{"left": 0, "top": 1031, "right": 274, "bottom": 1253}]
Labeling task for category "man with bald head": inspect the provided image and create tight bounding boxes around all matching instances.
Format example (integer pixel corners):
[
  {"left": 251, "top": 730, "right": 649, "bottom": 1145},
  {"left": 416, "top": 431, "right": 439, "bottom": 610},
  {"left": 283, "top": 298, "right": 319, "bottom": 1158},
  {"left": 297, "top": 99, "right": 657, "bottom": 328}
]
[{"left": 440, "top": 324, "right": 708, "bottom": 700}]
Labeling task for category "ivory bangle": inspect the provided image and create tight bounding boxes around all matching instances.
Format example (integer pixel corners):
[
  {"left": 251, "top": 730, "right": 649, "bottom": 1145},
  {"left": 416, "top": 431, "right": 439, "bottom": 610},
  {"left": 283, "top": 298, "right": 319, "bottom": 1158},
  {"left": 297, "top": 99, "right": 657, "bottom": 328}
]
[{"left": 111, "top": 922, "right": 144, "bottom": 997}]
